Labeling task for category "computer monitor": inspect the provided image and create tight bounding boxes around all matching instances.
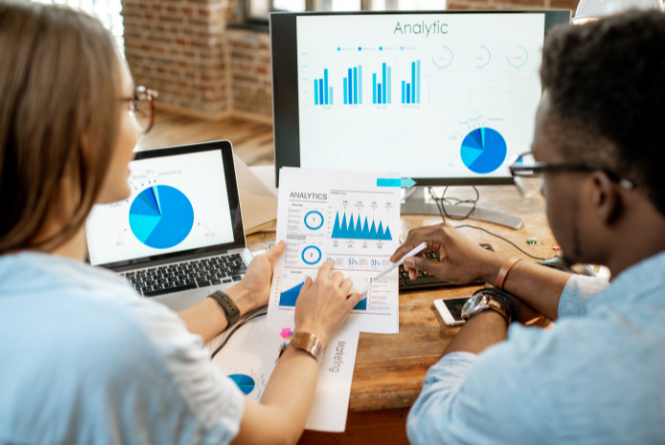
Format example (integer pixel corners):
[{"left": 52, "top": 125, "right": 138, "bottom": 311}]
[{"left": 270, "top": 10, "right": 571, "bottom": 189}]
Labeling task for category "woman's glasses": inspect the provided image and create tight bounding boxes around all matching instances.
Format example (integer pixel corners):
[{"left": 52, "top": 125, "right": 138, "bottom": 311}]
[
  {"left": 122, "top": 86, "right": 158, "bottom": 134},
  {"left": 509, "top": 152, "right": 635, "bottom": 198}
]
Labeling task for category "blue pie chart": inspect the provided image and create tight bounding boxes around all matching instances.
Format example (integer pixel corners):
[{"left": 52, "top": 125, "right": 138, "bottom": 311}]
[
  {"left": 228, "top": 374, "right": 255, "bottom": 395},
  {"left": 129, "top": 185, "right": 194, "bottom": 249},
  {"left": 460, "top": 127, "right": 507, "bottom": 174}
]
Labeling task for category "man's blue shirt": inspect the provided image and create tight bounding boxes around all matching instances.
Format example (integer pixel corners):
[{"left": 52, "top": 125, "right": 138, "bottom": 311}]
[{"left": 408, "top": 252, "right": 665, "bottom": 444}]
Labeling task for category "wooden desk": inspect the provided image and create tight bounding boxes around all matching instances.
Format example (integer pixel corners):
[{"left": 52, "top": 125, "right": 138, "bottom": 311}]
[{"left": 246, "top": 186, "right": 556, "bottom": 445}]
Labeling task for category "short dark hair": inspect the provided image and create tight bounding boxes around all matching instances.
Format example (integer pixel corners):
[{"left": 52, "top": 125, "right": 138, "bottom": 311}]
[{"left": 541, "top": 10, "right": 665, "bottom": 215}]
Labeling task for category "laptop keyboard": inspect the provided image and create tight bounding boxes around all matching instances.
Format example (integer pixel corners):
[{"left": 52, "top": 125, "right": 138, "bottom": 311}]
[{"left": 119, "top": 253, "right": 247, "bottom": 297}]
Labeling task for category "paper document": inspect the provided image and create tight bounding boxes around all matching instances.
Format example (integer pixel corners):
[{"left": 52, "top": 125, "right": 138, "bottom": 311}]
[
  {"left": 212, "top": 315, "right": 284, "bottom": 401},
  {"left": 267, "top": 167, "right": 401, "bottom": 333},
  {"left": 305, "top": 330, "right": 360, "bottom": 432}
]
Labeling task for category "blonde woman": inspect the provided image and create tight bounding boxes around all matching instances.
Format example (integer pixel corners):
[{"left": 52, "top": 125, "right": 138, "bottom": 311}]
[{"left": 0, "top": 3, "right": 361, "bottom": 444}]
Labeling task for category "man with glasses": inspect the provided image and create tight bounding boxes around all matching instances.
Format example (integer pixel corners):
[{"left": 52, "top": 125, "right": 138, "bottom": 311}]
[{"left": 395, "top": 11, "right": 665, "bottom": 444}]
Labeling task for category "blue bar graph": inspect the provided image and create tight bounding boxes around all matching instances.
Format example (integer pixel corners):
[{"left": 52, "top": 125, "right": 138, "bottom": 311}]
[
  {"left": 372, "top": 63, "right": 392, "bottom": 105},
  {"left": 331, "top": 212, "right": 393, "bottom": 241},
  {"left": 314, "top": 80, "right": 318, "bottom": 105},
  {"left": 314, "top": 69, "right": 332, "bottom": 105},
  {"left": 401, "top": 60, "right": 421, "bottom": 104},
  {"left": 344, "top": 65, "right": 362, "bottom": 105},
  {"left": 324, "top": 69, "right": 328, "bottom": 104},
  {"left": 329, "top": 87, "right": 333, "bottom": 105},
  {"left": 373, "top": 73, "right": 377, "bottom": 104},
  {"left": 343, "top": 78, "right": 348, "bottom": 105}
]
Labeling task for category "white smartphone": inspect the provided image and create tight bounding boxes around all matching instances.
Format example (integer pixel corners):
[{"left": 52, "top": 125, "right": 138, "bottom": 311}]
[{"left": 434, "top": 297, "right": 470, "bottom": 327}]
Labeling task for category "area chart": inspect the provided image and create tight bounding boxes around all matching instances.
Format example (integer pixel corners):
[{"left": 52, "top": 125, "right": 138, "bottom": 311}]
[
  {"left": 460, "top": 127, "right": 508, "bottom": 174},
  {"left": 331, "top": 212, "right": 392, "bottom": 241},
  {"left": 129, "top": 185, "right": 195, "bottom": 249}
]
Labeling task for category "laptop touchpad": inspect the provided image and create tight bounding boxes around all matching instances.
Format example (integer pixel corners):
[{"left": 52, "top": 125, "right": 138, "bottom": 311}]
[{"left": 153, "top": 288, "right": 211, "bottom": 312}]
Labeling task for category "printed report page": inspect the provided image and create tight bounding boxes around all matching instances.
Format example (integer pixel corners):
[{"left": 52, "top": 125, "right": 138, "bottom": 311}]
[{"left": 267, "top": 168, "right": 401, "bottom": 334}]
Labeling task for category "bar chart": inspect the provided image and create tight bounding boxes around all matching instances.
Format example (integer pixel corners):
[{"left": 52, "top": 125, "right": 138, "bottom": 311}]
[
  {"left": 401, "top": 60, "right": 421, "bottom": 104},
  {"left": 372, "top": 63, "right": 392, "bottom": 104},
  {"left": 314, "top": 69, "right": 333, "bottom": 105},
  {"left": 343, "top": 65, "right": 363, "bottom": 105}
]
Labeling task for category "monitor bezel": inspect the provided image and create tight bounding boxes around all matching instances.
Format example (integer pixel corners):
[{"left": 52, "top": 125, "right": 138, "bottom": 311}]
[
  {"left": 88, "top": 140, "right": 247, "bottom": 271},
  {"left": 270, "top": 9, "right": 572, "bottom": 187}
]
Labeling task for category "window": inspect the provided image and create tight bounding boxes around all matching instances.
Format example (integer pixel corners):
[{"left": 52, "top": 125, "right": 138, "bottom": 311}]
[
  {"left": 246, "top": 0, "right": 447, "bottom": 22},
  {"left": 34, "top": 0, "right": 124, "bottom": 52}
]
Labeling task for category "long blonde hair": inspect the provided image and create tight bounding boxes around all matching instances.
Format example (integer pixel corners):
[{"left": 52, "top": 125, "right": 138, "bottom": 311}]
[{"left": 0, "top": 2, "right": 122, "bottom": 253}]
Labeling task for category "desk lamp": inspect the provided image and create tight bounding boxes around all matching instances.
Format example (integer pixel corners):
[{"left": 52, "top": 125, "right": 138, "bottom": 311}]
[{"left": 572, "top": 0, "right": 663, "bottom": 24}]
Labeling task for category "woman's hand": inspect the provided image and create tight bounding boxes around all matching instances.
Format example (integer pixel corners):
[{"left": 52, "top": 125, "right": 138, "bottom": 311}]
[
  {"left": 392, "top": 223, "right": 509, "bottom": 285},
  {"left": 229, "top": 241, "right": 285, "bottom": 313},
  {"left": 294, "top": 261, "right": 361, "bottom": 348}
]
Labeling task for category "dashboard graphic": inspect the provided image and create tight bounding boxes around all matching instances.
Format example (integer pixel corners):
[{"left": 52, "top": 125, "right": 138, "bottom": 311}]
[
  {"left": 129, "top": 185, "right": 194, "bottom": 249},
  {"left": 460, "top": 127, "right": 507, "bottom": 174}
]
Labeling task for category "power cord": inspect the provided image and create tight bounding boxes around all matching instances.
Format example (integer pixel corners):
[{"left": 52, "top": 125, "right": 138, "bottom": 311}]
[
  {"left": 211, "top": 306, "right": 268, "bottom": 358},
  {"left": 427, "top": 187, "right": 548, "bottom": 261}
]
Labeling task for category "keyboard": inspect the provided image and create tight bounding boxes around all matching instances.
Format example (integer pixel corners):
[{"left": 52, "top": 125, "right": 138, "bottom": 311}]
[
  {"left": 399, "top": 243, "right": 494, "bottom": 292},
  {"left": 120, "top": 253, "right": 247, "bottom": 297}
]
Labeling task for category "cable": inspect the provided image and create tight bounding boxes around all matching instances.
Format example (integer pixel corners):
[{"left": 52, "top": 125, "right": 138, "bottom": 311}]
[
  {"left": 428, "top": 186, "right": 480, "bottom": 221},
  {"left": 211, "top": 306, "right": 268, "bottom": 358},
  {"left": 426, "top": 187, "right": 548, "bottom": 261},
  {"left": 455, "top": 225, "right": 548, "bottom": 261}
]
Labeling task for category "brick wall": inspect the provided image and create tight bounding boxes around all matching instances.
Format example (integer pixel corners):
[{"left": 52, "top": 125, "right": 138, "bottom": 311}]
[
  {"left": 122, "top": 0, "right": 236, "bottom": 115},
  {"left": 227, "top": 29, "right": 273, "bottom": 117},
  {"left": 122, "top": 0, "right": 579, "bottom": 119}
]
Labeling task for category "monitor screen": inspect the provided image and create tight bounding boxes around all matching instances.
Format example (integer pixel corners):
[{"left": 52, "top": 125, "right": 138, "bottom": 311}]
[
  {"left": 271, "top": 10, "right": 571, "bottom": 186},
  {"left": 86, "top": 146, "right": 240, "bottom": 268}
]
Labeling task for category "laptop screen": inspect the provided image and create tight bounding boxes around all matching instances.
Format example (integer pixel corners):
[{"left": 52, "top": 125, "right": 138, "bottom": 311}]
[{"left": 86, "top": 144, "right": 242, "bottom": 268}]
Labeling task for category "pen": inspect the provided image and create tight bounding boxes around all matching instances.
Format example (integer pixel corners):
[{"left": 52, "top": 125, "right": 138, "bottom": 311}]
[{"left": 359, "top": 242, "right": 429, "bottom": 300}]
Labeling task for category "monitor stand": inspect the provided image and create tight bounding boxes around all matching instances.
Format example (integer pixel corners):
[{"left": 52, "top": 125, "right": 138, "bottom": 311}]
[{"left": 400, "top": 187, "right": 525, "bottom": 230}]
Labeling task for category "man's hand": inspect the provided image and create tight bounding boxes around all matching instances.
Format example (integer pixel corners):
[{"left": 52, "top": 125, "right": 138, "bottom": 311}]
[
  {"left": 392, "top": 223, "right": 508, "bottom": 284},
  {"left": 229, "top": 241, "right": 285, "bottom": 313}
]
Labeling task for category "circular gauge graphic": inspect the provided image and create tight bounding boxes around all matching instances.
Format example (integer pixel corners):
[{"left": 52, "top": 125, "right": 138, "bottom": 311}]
[
  {"left": 228, "top": 374, "right": 255, "bottom": 395},
  {"left": 432, "top": 46, "right": 454, "bottom": 68},
  {"left": 301, "top": 246, "right": 322, "bottom": 265},
  {"left": 304, "top": 210, "right": 324, "bottom": 230},
  {"left": 460, "top": 127, "right": 507, "bottom": 174},
  {"left": 474, "top": 46, "right": 491, "bottom": 68},
  {"left": 507, "top": 45, "right": 528, "bottom": 68},
  {"left": 129, "top": 185, "right": 194, "bottom": 249}
]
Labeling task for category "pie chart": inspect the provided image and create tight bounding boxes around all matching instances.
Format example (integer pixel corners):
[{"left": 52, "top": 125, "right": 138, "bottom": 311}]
[
  {"left": 129, "top": 185, "right": 194, "bottom": 249},
  {"left": 460, "top": 127, "right": 507, "bottom": 174},
  {"left": 228, "top": 374, "right": 255, "bottom": 395}
]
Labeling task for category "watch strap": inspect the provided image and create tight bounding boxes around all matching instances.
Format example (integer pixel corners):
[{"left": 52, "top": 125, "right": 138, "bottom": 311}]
[
  {"left": 288, "top": 332, "right": 325, "bottom": 364},
  {"left": 209, "top": 291, "right": 240, "bottom": 327},
  {"left": 494, "top": 257, "right": 523, "bottom": 290}
]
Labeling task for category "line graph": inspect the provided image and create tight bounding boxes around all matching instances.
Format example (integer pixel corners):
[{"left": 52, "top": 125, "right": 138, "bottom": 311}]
[{"left": 331, "top": 212, "right": 392, "bottom": 241}]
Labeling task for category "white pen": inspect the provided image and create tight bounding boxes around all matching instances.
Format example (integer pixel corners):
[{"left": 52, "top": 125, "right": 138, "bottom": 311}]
[{"left": 359, "top": 241, "right": 429, "bottom": 300}]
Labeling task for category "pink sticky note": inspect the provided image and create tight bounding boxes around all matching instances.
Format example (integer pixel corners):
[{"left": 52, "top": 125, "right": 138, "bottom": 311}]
[{"left": 280, "top": 328, "right": 292, "bottom": 339}]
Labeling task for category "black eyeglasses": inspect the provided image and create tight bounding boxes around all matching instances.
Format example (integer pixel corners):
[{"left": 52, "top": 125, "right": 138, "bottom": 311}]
[
  {"left": 509, "top": 152, "right": 635, "bottom": 198},
  {"left": 120, "top": 86, "right": 158, "bottom": 134}
]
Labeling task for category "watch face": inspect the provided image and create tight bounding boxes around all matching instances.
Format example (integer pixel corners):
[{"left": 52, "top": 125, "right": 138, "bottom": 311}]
[{"left": 462, "top": 294, "right": 488, "bottom": 319}]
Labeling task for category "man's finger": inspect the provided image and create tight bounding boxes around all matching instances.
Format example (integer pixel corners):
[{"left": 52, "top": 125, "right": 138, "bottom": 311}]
[
  {"left": 316, "top": 260, "right": 334, "bottom": 281},
  {"left": 390, "top": 235, "right": 429, "bottom": 262},
  {"left": 403, "top": 257, "right": 442, "bottom": 276}
]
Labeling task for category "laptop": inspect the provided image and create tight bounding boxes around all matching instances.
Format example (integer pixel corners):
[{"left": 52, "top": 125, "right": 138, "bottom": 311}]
[{"left": 85, "top": 140, "right": 253, "bottom": 312}]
